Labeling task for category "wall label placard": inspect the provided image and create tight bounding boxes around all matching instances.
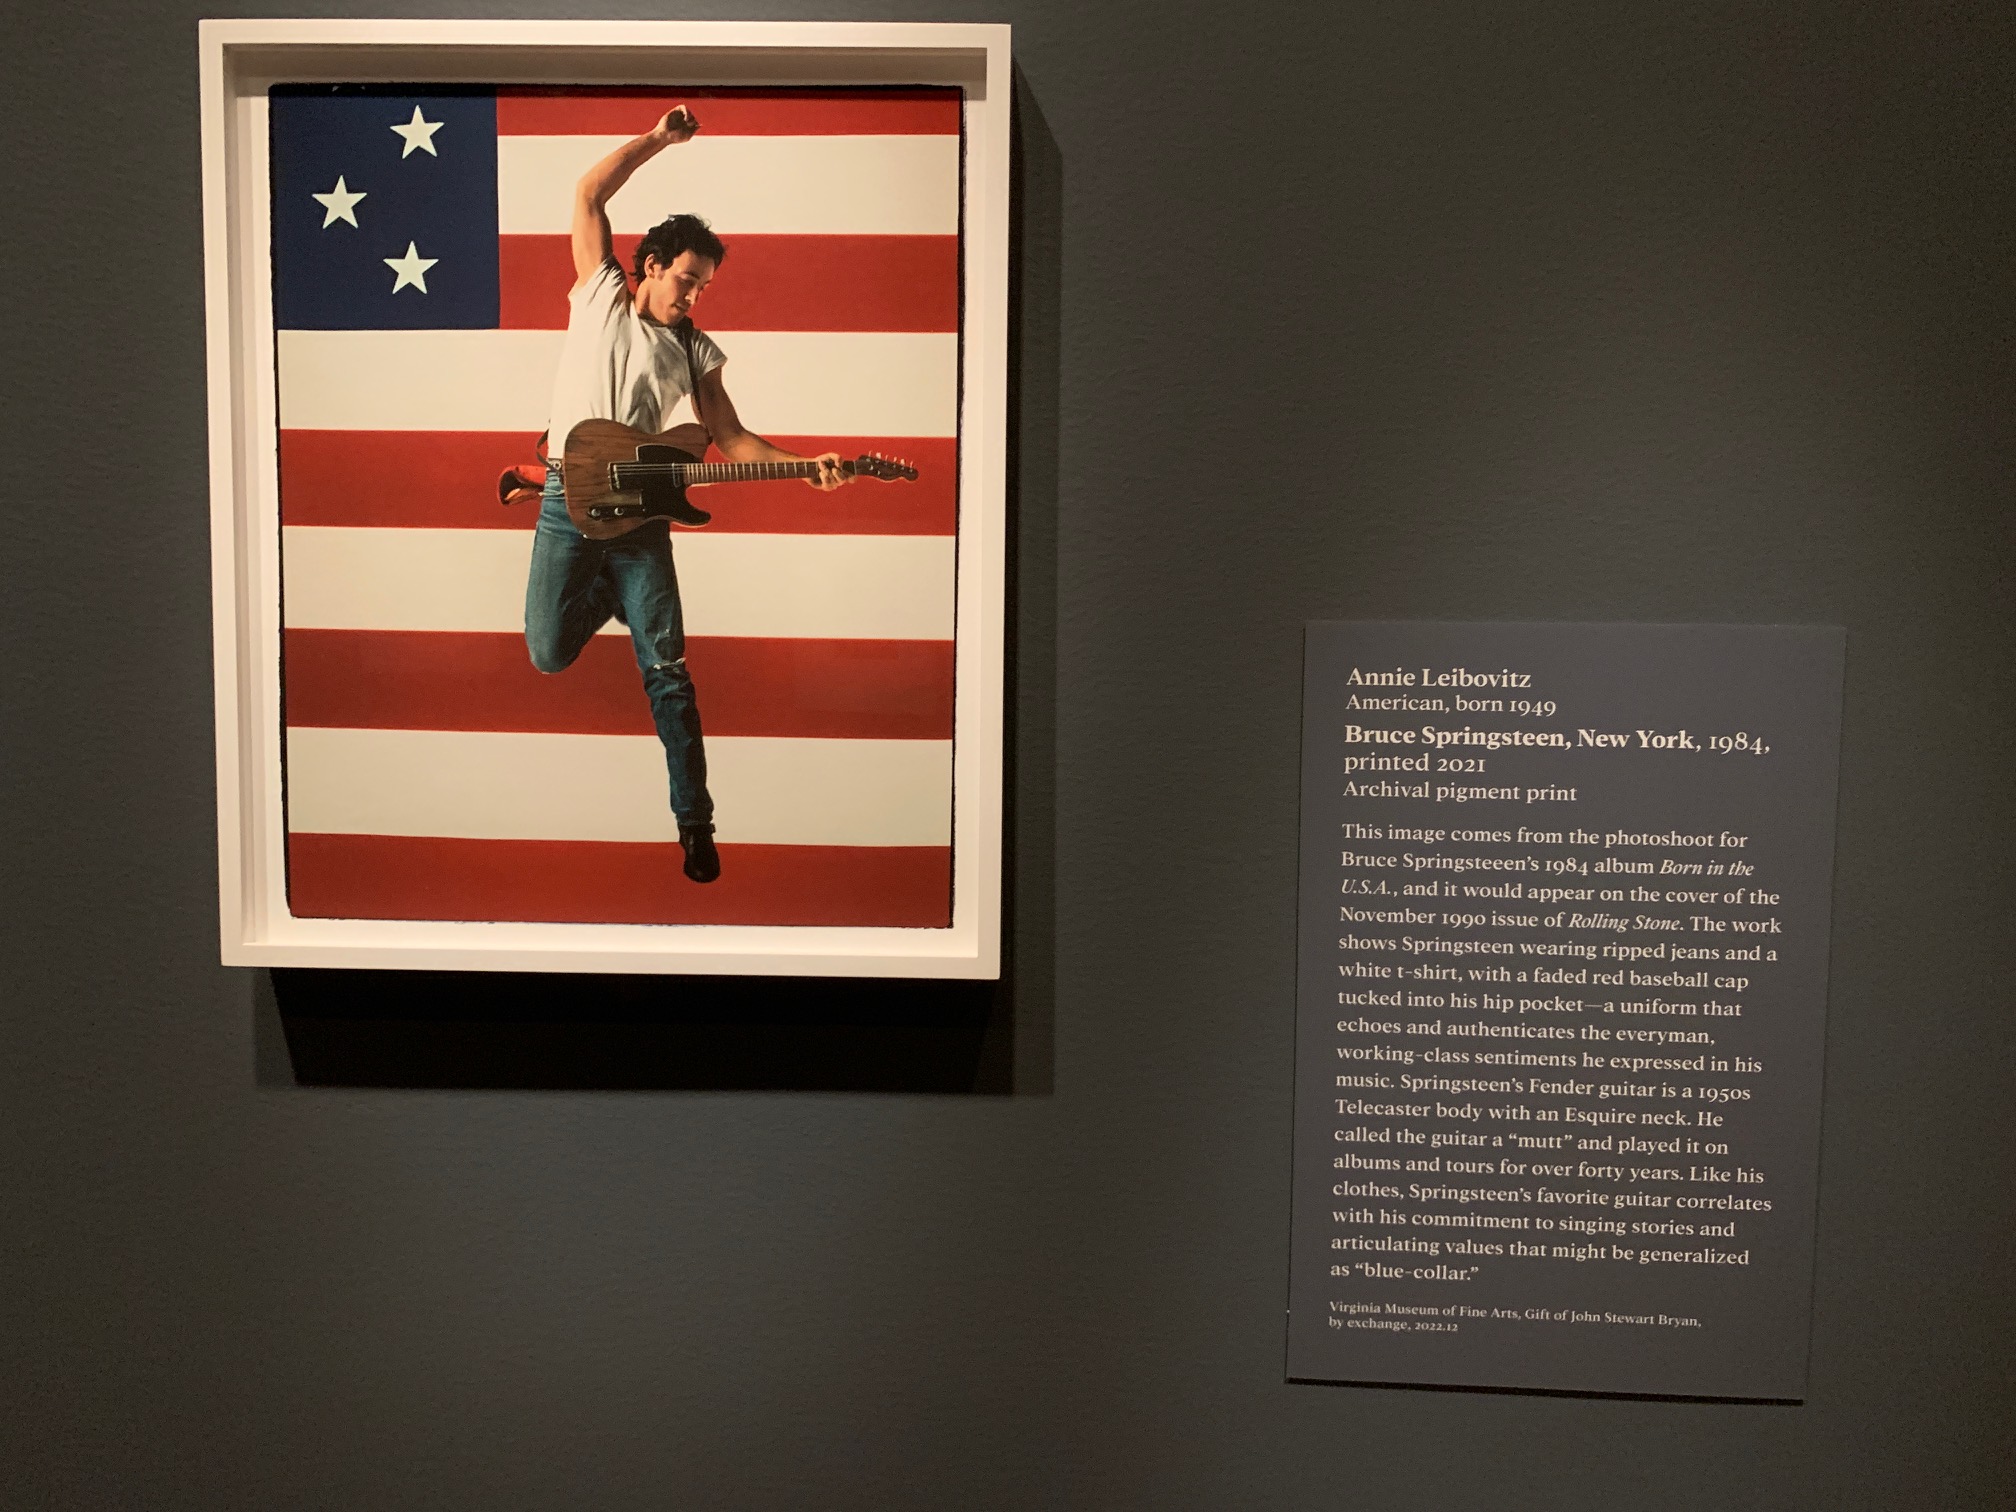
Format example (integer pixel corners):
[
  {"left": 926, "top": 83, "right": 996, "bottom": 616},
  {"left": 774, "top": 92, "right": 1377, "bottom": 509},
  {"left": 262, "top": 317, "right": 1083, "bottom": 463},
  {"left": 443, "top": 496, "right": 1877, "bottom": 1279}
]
[{"left": 1288, "top": 623, "right": 1844, "bottom": 1399}]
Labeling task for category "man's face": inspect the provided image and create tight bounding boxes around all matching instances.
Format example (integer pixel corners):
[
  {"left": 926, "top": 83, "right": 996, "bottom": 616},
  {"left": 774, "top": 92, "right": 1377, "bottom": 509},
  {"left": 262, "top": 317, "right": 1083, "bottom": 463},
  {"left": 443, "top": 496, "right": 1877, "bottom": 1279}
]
[{"left": 637, "top": 250, "right": 716, "bottom": 325}]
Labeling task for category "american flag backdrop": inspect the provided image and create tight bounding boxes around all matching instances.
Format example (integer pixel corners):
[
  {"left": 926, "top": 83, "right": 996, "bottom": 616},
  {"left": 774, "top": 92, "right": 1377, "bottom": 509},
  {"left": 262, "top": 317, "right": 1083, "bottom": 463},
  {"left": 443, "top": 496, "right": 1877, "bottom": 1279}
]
[{"left": 267, "top": 84, "right": 961, "bottom": 928}]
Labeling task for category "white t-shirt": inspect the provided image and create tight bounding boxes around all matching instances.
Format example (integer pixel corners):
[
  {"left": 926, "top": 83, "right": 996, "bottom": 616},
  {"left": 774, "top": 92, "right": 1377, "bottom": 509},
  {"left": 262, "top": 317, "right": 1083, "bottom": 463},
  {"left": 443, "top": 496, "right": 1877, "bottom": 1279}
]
[{"left": 545, "top": 259, "right": 726, "bottom": 451}]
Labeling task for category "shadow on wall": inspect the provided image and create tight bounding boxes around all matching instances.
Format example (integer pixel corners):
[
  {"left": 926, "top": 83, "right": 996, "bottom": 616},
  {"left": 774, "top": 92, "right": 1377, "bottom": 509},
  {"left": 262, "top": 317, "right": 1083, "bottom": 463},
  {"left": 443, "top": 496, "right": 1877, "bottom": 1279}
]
[
  {"left": 259, "top": 967, "right": 1003, "bottom": 1092},
  {"left": 255, "top": 71, "right": 1066, "bottom": 1100}
]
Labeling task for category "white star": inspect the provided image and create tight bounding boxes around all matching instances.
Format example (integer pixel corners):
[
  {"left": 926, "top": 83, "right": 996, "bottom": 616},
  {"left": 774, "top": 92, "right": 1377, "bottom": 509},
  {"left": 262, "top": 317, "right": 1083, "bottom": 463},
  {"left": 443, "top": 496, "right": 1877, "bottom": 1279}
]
[
  {"left": 383, "top": 242, "right": 439, "bottom": 294},
  {"left": 311, "top": 175, "right": 366, "bottom": 228},
  {"left": 389, "top": 106, "right": 443, "bottom": 158}
]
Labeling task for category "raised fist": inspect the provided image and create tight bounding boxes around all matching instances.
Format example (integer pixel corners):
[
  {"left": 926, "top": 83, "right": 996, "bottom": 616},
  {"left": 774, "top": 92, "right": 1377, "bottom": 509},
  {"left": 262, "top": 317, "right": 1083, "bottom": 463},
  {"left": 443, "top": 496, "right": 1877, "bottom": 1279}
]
[{"left": 658, "top": 105, "right": 699, "bottom": 144}]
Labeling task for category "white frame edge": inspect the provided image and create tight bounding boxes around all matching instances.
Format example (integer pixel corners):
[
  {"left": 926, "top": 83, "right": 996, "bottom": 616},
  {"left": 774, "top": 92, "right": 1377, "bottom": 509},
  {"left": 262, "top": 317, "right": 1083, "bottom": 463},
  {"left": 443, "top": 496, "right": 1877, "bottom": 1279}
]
[{"left": 199, "top": 19, "right": 1011, "bottom": 978}]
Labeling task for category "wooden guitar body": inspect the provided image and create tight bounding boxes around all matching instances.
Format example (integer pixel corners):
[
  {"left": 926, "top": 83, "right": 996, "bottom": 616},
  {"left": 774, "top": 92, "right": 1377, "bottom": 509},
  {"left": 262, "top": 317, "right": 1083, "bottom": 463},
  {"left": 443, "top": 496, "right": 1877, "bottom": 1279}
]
[{"left": 562, "top": 419, "right": 713, "bottom": 540}]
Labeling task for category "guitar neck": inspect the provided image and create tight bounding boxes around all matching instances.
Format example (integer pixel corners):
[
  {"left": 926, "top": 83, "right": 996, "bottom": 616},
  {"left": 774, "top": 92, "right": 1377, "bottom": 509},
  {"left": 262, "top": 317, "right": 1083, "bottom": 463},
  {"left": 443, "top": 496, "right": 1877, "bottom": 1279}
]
[{"left": 612, "top": 459, "right": 841, "bottom": 486}]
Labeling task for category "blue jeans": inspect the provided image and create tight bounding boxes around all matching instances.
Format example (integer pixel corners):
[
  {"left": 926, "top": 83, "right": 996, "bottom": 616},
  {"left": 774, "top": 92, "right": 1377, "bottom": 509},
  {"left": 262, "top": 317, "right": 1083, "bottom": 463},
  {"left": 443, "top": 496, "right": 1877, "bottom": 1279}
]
[{"left": 524, "top": 473, "right": 713, "bottom": 829}]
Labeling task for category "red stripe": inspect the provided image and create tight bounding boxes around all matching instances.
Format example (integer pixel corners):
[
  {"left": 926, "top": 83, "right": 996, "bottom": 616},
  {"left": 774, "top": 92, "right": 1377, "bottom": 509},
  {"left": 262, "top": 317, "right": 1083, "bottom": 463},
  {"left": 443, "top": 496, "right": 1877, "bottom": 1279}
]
[
  {"left": 278, "top": 431, "right": 955, "bottom": 534},
  {"left": 286, "top": 833, "right": 953, "bottom": 927},
  {"left": 495, "top": 87, "right": 961, "bottom": 138},
  {"left": 499, "top": 234, "right": 958, "bottom": 332},
  {"left": 284, "top": 630, "right": 954, "bottom": 740}
]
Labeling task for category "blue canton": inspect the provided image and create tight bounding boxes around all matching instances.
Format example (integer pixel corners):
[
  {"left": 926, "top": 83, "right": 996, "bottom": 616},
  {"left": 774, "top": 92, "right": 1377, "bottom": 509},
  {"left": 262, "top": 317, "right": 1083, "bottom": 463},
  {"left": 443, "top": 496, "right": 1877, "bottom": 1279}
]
[{"left": 270, "top": 85, "right": 500, "bottom": 330}]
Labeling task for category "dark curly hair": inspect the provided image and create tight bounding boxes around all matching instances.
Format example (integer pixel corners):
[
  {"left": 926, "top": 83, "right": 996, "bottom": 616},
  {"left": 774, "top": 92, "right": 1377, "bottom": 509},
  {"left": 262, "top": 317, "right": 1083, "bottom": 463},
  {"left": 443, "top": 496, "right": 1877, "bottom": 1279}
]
[{"left": 631, "top": 213, "right": 728, "bottom": 283}]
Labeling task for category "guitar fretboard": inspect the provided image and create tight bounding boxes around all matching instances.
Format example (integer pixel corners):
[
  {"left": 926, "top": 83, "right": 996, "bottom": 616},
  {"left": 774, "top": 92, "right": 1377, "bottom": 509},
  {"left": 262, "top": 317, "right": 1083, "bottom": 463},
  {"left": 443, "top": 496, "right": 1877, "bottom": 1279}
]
[{"left": 609, "top": 461, "right": 837, "bottom": 487}]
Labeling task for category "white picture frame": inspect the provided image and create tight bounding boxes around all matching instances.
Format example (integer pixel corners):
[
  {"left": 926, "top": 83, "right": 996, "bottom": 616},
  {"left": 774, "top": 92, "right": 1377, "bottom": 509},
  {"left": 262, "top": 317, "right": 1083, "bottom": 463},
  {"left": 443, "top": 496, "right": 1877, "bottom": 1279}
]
[{"left": 199, "top": 19, "right": 1010, "bottom": 977}]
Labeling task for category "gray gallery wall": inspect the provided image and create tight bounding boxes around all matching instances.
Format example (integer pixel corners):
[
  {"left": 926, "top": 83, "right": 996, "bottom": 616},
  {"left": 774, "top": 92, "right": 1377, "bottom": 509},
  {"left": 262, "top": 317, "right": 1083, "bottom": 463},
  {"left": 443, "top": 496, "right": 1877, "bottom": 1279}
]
[{"left": 6, "top": 0, "right": 2011, "bottom": 1507}]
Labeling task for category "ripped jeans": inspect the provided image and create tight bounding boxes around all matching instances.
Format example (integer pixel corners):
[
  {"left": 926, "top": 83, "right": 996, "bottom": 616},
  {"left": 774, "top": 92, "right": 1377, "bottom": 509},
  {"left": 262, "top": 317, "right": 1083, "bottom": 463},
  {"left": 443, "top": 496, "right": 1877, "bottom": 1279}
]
[{"left": 524, "top": 472, "right": 713, "bottom": 830}]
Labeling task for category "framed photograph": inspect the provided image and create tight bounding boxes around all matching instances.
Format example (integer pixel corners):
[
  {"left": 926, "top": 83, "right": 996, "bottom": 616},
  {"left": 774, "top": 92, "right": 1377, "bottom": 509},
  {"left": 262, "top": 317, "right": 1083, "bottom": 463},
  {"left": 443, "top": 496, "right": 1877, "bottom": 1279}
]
[{"left": 200, "top": 20, "right": 1010, "bottom": 976}]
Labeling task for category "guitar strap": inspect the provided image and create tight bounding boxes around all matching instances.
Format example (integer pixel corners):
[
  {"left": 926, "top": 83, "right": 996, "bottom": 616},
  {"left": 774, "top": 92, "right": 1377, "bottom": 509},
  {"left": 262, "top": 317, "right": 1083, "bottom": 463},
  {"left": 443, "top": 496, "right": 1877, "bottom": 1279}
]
[{"left": 681, "top": 319, "right": 710, "bottom": 443}]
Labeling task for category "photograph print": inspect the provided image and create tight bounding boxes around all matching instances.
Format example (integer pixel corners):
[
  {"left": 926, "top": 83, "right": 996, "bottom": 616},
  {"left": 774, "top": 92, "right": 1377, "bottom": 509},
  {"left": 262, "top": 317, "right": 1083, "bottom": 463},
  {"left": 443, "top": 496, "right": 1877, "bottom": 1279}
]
[{"left": 265, "top": 82, "right": 965, "bottom": 936}]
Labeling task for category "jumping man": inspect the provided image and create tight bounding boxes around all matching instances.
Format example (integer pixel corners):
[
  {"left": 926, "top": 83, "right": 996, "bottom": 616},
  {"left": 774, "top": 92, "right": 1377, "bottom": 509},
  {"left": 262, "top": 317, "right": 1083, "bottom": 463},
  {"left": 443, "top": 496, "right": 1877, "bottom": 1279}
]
[{"left": 523, "top": 105, "right": 851, "bottom": 884}]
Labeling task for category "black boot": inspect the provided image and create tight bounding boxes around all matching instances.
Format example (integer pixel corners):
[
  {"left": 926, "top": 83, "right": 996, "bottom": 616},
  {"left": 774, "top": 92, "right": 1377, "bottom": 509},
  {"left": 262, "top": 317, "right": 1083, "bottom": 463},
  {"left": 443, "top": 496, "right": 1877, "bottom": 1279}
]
[{"left": 678, "top": 825, "right": 720, "bottom": 884}]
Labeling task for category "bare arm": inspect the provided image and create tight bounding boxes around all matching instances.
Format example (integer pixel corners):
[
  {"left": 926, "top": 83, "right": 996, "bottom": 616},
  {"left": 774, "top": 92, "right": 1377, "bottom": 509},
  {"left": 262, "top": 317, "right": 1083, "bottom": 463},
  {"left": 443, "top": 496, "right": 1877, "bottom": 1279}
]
[
  {"left": 570, "top": 105, "right": 698, "bottom": 288},
  {"left": 697, "top": 366, "right": 850, "bottom": 490}
]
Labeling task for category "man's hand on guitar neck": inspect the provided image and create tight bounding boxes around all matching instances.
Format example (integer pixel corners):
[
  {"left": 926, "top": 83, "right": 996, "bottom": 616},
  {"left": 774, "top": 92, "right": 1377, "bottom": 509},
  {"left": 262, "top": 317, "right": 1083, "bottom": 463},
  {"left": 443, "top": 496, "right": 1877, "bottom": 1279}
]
[{"left": 809, "top": 453, "right": 853, "bottom": 491}]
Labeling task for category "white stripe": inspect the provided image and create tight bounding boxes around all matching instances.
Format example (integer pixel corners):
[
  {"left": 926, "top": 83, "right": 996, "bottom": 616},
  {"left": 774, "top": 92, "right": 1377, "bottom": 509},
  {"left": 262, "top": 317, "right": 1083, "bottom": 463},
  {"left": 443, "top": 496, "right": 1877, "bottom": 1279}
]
[
  {"left": 286, "top": 727, "right": 951, "bottom": 846},
  {"left": 497, "top": 135, "right": 960, "bottom": 236},
  {"left": 281, "top": 527, "right": 955, "bottom": 640},
  {"left": 275, "top": 329, "right": 956, "bottom": 436}
]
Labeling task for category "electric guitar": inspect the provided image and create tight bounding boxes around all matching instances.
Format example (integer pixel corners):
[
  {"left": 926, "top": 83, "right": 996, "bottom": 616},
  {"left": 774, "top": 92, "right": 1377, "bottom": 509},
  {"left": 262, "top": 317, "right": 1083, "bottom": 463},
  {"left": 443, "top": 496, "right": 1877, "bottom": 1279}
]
[{"left": 560, "top": 419, "right": 918, "bottom": 540}]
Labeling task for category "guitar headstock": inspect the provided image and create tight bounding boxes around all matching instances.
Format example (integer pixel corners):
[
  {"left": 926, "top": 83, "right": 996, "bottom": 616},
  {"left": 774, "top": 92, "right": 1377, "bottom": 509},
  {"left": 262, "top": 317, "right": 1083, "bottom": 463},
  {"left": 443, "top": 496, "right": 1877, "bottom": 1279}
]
[{"left": 850, "top": 453, "right": 918, "bottom": 482}]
